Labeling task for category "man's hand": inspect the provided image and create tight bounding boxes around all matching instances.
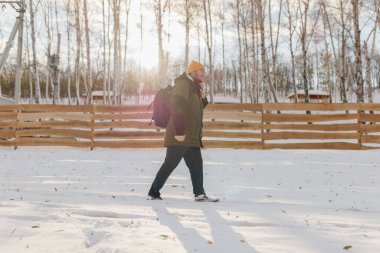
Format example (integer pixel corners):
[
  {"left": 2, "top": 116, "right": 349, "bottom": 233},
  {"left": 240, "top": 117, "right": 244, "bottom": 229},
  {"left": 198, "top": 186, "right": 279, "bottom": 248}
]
[
  {"left": 174, "top": 135, "right": 186, "bottom": 142},
  {"left": 200, "top": 89, "right": 207, "bottom": 99}
]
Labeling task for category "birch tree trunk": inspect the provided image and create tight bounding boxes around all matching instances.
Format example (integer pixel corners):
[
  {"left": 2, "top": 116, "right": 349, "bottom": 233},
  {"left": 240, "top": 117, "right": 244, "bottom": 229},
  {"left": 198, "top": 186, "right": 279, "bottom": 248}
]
[
  {"left": 54, "top": 0, "right": 61, "bottom": 103},
  {"left": 352, "top": 0, "right": 364, "bottom": 102},
  {"left": 257, "top": 0, "right": 277, "bottom": 102},
  {"left": 118, "top": 0, "right": 122, "bottom": 103},
  {"left": 196, "top": 23, "right": 201, "bottom": 61},
  {"left": 203, "top": 0, "right": 214, "bottom": 103},
  {"left": 220, "top": 1, "right": 226, "bottom": 96},
  {"left": 250, "top": 0, "right": 258, "bottom": 103},
  {"left": 29, "top": 0, "right": 41, "bottom": 104},
  {"left": 123, "top": 0, "right": 132, "bottom": 74},
  {"left": 107, "top": 0, "right": 112, "bottom": 104},
  {"left": 184, "top": 0, "right": 191, "bottom": 68},
  {"left": 74, "top": 0, "right": 81, "bottom": 104},
  {"left": 138, "top": 0, "right": 143, "bottom": 104},
  {"left": 51, "top": 33, "right": 61, "bottom": 105},
  {"left": 116, "top": 0, "right": 122, "bottom": 104},
  {"left": 321, "top": 1, "right": 333, "bottom": 103},
  {"left": 235, "top": 0, "right": 243, "bottom": 103},
  {"left": 81, "top": 33, "right": 87, "bottom": 98},
  {"left": 269, "top": 0, "right": 283, "bottom": 97},
  {"left": 367, "top": 0, "right": 379, "bottom": 103},
  {"left": 364, "top": 42, "right": 373, "bottom": 103},
  {"left": 43, "top": 2, "right": 52, "bottom": 103},
  {"left": 242, "top": 7, "right": 251, "bottom": 102},
  {"left": 285, "top": 0, "right": 298, "bottom": 102},
  {"left": 102, "top": 0, "right": 107, "bottom": 104},
  {"left": 110, "top": 0, "right": 121, "bottom": 104},
  {"left": 298, "top": 0, "right": 310, "bottom": 103},
  {"left": 165, "top": 0, "right": 171, "bottom": 86},
  {"left": 25, "top": 17, "right": 33, "bottom": 103},
  {"left": 83, "top": 0, "right": 92, "bottom": 104},
  {"left": 66, "top": 0, "right": 71, "bottom": 105},
  {"left": 321, "top": 0, "right": 348, "bottom": 103},
  {"left": 338, "top": 0, "right": 348, "bottom": 102},
  {"left": 153, "top": 0, "right": 168, "bottom": 88}
]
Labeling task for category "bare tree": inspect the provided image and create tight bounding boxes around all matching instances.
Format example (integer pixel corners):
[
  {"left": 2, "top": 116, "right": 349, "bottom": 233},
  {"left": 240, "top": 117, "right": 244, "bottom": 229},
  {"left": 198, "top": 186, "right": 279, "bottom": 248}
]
[
  {"left": 218, "top": 0, "right": 227, "bottom": 96},
  {"left": 83, "top": 0, "right": 92, "bottom": 104},
  {"left": 257, "top": 0, "right": 277, "bottom": 102},
  {"left": 2, "top": 0, "right": 380, "bottom": 104},
  {"left": 138, "top": 0, "right": 143, "bottom": 104},
  {"left": 352, "top": 0, "right": 364, "bottom": 102},
  {"left": 320, "top": 0, "right": 334, "bottom": 102},
  {"left": 110, "top": 0, "right": 122, "bottom": 104},
  {"left": 234, "top": 0, "right": 243, "bottom": 103},
  {"left": 152, "top": 0, "right": 169, "bottom": 88},
  {"left": 195, "top": 22, "right": 201, "bottom": 62},
  {"left": 50, "top": 34, "right": 61, "bottom": 105},
  {"left": 184, "top": 0, "right": 192, "bottom": 68},
  {"left": 337, "top": 0, "right": 349, "bottom": 102},
  {"left": 117, "top": 0, "right": 122, "bottom": 104},
  {"left": 298, "top": 0, "right": 310, "bottom": 103},
  {"left": 176, "top": 0, "right": 200, "bottom": 68},
  {"left": 113, "top": 0, "right": 119, "bottom": 103},
  {"left": 250, "top": 0, "right": 259, "bottom": 103},
  {"left": 322, "top": 0, "right": 349, "bottom": 103},
  {"left": 54, "top": 0, "right": 61, "bottom": 103},
  {"left": 102, "top": 0, "right": 107, "bottom": 104},
  {"left": 41, "top": 1, "right": 53, "bottom": 102},
  {"left": 365, "top": 0, "right": 379, "bottom": 103},
  {"left": 268, "top": 0, "right": 283, "bottom": 97},
  {"left": 74, "top": 0, "right": 82, "bottom": 104},
  {"left": 25, "top": 18, "right": 33, "bottom": 102},
  {"left": 203, "top": 0, "right": 214, "bottom": 102},
  {"left": 242, "top": 1, "right": 251, "bottom": 102},
  {"left": 370, "top": 0, "right": 379, "bottom": 59},
  {"left": 123, "top": 0, "right": 132, "bottom": 73},
  {"left": 284, "top": 0, "right": 298, "bottom": 102},
  {"left": 297, "top": 0, "right": 320, "bottom": 103},
  {"left": 165, "top": 0, "right": 171, "bottom": 83},
  {"left": 29, "top": 0, "right": 41, "bottom": 104},
  {"left": 364, "top": 42, "right": 373, "bottom": 102},
  {"left": 65, "top": 0, "right": 72, "bottom": 104},
  {"left": 107, "top": 0, "right": 112, "bottom": 104}
]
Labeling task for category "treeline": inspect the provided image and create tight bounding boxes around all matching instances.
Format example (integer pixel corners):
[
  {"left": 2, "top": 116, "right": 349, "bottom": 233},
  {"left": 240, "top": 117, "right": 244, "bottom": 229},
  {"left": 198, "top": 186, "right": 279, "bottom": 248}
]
[{"left": 0, "top": 0, "right": 379, "bottom": 104}]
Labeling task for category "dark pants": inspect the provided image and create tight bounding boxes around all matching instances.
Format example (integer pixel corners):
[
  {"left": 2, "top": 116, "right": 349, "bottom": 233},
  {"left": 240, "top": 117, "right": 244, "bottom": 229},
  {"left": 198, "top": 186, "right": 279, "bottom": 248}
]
[{"left": 148, "top": 146, "right": 205, "bottom": 197}]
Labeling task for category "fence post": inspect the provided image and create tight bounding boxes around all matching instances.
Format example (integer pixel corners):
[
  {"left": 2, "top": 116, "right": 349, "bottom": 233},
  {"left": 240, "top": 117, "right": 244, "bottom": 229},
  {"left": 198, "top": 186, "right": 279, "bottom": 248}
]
[
  {"left": 261, "top": 104, "right": 265, "bottom": 150},
  {"left": 357, "top": 105, "right": 363, "bottom": 150},
  {"left": 14, "top": 104, "right": 20, "bottom": 150},
  {"left": 91, "top": 104, "right": 95, "bottom": 150}
]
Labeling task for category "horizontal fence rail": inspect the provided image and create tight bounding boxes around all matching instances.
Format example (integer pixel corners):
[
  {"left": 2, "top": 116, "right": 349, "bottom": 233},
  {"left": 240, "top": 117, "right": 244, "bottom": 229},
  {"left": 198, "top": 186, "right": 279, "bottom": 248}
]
[{"left": 1, "top": 103, "right": 380, "bottom": 150}]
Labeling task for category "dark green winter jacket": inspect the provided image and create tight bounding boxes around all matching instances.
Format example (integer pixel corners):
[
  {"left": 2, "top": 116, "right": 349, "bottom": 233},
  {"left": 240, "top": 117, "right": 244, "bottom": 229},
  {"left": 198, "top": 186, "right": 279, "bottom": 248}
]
[{"left": 164, "top": 72, "right": 208, "bottom": 147}]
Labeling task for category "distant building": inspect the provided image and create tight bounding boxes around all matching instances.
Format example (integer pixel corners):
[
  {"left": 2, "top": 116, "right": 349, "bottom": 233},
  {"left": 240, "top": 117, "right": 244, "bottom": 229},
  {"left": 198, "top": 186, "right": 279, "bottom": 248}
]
[
  {"left": 0, "top": 95, "right": 14, "bottom": 105},
  {"left": 81, "top": 91, "right": 122, "bottom": 104},
  {"left": 287, "top": 90, "right": 330, "bottom": 103}
]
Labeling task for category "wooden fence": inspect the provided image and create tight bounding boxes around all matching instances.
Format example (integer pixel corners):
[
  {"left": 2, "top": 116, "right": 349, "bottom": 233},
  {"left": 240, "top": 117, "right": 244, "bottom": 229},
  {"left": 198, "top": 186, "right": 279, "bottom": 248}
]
[{"left": 1, "top": 103, "right": 380, "bottom": 150}]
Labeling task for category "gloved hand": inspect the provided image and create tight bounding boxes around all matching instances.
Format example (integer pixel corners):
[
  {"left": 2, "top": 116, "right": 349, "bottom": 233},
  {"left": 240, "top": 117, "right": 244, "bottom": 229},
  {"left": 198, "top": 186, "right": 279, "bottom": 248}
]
[{"left": 174, "top": 135, "right": 186, "bottom": 142}]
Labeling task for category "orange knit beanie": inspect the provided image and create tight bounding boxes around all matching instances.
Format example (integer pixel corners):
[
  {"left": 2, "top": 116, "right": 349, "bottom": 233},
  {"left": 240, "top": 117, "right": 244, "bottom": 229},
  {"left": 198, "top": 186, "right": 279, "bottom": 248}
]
[{"left": 187, "top": 60, "right": 205, "bottom": 74}]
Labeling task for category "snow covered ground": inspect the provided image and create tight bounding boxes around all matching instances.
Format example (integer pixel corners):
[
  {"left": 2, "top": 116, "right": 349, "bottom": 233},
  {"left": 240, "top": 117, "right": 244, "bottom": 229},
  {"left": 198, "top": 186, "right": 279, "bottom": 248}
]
[{"left": 1, "top": 147, "right": 380, "bottom": 253}]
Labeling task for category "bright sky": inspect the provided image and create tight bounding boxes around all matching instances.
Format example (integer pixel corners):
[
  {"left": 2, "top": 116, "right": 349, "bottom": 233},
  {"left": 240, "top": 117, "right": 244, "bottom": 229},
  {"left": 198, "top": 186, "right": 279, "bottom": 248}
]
[
  {"left": 0, "top": 0, "right": 189, "bottom": 70},
  {"left": 125, "top": 1, "right": 186, "bottom": 69}
]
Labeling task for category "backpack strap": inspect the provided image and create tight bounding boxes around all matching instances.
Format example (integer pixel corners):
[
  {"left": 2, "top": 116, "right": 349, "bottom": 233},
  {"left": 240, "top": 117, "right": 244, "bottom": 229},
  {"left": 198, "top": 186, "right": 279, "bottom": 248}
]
[
  {"left": 148, "top": 101, "right": 154, "bottom": 125},
  {"left": 147, "top": 101, "right": 154, "bottom": 110}
]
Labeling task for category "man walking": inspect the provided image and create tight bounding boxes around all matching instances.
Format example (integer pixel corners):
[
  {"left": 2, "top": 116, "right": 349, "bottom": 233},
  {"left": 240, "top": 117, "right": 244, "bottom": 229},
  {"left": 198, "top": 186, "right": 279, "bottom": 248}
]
[{"left": 148, "top": 60, "right": 218, "bottom": 202}]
